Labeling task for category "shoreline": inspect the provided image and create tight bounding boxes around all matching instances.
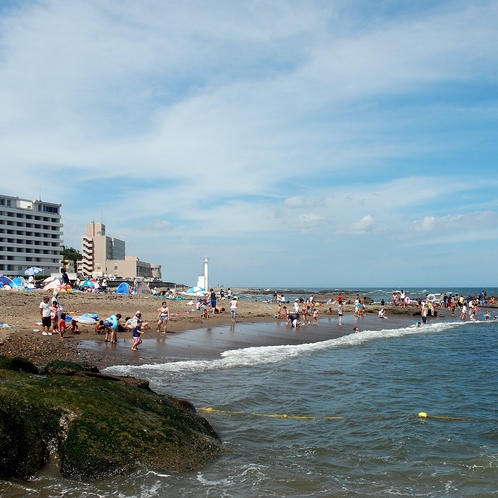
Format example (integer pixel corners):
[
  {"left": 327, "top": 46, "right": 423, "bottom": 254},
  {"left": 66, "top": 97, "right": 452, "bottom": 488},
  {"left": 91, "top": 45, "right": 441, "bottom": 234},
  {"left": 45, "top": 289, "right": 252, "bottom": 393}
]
[{"left": 0, "top": 290, "right": 486, "bottom": 370}]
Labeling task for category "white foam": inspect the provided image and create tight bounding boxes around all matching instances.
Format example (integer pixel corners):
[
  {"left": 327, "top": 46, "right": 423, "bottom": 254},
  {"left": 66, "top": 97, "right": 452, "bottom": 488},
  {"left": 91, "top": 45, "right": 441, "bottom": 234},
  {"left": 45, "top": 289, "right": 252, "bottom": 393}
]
[{"left": 103, "top": 321, "right": 470, "bottom": 377}]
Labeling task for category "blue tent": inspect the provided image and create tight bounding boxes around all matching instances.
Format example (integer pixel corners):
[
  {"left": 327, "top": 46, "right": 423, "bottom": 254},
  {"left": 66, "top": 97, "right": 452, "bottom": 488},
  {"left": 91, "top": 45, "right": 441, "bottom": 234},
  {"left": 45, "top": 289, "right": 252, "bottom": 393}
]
[{"left": 115, "top": 282, "right": 130, "bottom": 294}]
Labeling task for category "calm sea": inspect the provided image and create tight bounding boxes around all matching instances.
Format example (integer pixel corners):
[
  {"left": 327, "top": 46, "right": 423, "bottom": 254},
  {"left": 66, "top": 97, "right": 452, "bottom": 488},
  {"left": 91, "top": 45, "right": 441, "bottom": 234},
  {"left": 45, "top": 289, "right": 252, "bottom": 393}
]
[
  {"left": 236, "top": 287, "right": 496, "bottom": 304},
  {"left": 2, "top": 288, "right": 498, "bottom": 497}
]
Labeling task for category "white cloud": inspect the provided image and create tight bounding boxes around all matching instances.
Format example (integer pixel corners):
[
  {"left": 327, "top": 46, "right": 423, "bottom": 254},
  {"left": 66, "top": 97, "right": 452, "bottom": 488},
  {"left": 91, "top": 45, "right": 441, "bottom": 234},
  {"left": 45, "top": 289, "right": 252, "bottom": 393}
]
[
  {"left": 288, "top": 213, "right": 325, "bottom": 229},
  {"left": 413, "top": 211, "right": 498, "bottom": 233},
  {"left": 141, "top": 220, "right": 175, "bottom": 232},
  {"left": 351, "top": 215, "right": 375, "bottom": 234},
  {"left": 0, "top": 1, "right": 498, "bottom": 285},
  {"left": 413, "top": 216, "right": 436, "bottom": 232}
]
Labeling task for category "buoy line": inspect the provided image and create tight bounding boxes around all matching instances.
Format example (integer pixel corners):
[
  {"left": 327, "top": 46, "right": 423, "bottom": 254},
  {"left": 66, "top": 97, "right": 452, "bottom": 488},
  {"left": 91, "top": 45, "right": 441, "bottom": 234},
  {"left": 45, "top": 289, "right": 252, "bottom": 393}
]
[{"left": 199, "top": 408, "right": 498, "bottom": 423}]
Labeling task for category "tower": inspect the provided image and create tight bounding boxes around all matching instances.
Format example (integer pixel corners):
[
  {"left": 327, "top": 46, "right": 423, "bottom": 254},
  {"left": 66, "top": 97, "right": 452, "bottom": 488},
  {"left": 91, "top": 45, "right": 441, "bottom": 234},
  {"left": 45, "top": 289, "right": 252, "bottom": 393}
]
[{"left": 203, "top": 256, "right": 209, "bottom": 291}]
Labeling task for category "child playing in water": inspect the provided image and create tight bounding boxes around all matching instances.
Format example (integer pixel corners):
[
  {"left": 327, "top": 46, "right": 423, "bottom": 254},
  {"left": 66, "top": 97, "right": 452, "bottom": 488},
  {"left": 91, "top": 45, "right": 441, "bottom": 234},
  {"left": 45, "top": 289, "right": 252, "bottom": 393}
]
[
  {"left": 59, "top": 313, "right": 67, "bottom": 339},
  {"left": 71, "top": 319, "right": 80, "bottom": 334},
  {"left": 131, "top": 319, "right": 144, "bottom": 351},
  {"left": 95, "top": 320, "right": 105, "bottom": 335}
]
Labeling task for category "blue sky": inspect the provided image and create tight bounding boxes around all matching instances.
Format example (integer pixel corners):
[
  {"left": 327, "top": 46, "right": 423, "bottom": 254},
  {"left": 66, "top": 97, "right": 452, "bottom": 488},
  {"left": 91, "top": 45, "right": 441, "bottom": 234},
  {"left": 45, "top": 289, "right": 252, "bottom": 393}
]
[{"left": 1, "top": 0, "right": 497, "bottom": 288}]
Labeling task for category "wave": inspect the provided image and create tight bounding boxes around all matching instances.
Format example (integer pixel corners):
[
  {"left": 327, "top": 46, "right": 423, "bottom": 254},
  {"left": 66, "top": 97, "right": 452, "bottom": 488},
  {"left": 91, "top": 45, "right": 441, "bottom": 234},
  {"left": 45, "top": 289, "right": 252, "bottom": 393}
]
[{"left": 103, "top": 321, "right": 476, "bottom": 378}]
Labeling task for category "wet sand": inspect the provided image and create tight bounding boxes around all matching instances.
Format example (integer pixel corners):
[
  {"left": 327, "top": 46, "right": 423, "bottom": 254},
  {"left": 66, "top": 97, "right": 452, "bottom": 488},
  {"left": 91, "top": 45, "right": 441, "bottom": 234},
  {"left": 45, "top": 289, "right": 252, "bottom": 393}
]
[
  {"left": 81, "top": 313, "right": 429, "bottom": 365},
  {"left": 0, "top": 290, "right": 444, "bottom": 368}
]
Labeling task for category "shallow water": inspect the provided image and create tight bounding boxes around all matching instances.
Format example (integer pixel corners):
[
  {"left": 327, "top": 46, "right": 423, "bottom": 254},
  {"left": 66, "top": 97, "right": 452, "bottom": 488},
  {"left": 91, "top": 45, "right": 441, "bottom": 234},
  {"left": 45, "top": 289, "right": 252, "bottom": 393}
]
[{"left": 2, "top": 318, "right": 498, "bottom": 497}]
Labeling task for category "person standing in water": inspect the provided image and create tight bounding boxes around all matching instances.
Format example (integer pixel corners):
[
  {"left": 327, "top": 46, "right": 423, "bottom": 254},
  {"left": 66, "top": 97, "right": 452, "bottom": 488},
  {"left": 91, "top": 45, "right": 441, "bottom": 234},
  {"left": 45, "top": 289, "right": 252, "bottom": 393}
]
[
  {"left": 157, "top": 302, "right": 170, "bottom": 334},
  {"left": 230, "top": 296, "right": 238, "bottom": 324},
  {"left": 131, "top": 319, "right": 144, "bottom": 351}
]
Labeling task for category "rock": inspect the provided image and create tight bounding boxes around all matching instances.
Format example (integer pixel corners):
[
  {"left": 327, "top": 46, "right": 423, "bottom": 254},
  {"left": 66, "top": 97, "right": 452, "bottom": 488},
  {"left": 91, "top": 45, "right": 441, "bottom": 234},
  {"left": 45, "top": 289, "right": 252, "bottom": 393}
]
[{"left": 0, "top": 357, "right": 222, "bottom": 480}]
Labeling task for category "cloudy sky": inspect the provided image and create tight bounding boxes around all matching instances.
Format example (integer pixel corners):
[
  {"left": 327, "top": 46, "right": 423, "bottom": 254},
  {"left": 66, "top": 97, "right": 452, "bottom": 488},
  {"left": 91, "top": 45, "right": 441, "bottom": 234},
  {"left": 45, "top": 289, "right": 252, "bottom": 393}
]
[{"left": 1, "top": 0, "right": 497, "bottom": 288}]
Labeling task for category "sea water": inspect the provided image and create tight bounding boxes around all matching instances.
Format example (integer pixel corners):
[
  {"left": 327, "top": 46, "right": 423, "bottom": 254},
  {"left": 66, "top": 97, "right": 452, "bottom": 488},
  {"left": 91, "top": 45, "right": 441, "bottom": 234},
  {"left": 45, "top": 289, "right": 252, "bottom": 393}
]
[
  {"left": 3, "top": 315, "right": 498, "bottom": 497},
  {"left": 236, "top": 287, "right": 495, "bottom": 305}
]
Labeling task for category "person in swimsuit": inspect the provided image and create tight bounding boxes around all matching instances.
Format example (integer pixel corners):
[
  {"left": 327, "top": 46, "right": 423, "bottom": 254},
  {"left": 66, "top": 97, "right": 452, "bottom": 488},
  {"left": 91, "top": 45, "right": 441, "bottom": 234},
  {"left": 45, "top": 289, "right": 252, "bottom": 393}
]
[{"left": 157, "top": 302, "right": 170, "bottom": 334}]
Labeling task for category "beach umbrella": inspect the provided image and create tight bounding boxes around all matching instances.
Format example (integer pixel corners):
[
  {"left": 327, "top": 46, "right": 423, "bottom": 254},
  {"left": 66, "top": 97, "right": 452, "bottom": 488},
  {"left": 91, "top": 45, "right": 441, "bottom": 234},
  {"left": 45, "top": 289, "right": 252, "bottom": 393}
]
[
  {"left": 43, "top": 280, "right": 61, "bottom": 291},
  {"left": 24, "top": 267, "right": 43, "bottom": 276},
  {"left": 187, "top": 286, "right": 205, "bottom": 293},
  {"left": 0, "top": 276, "right": 14, "bottom": 286},
  {"left": 43, "top": 275, "right": 58, "bottom": 283}
]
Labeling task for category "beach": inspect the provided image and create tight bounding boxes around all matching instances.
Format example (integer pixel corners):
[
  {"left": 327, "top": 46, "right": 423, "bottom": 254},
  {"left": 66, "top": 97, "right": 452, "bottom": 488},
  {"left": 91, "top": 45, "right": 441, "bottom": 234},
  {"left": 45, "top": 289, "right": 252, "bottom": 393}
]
[
  {"left": 2, "top": 288, "right": 498, "bottom": 496},
  {"left": 0, "top": 289, "right": 422, "bottom": 368}
]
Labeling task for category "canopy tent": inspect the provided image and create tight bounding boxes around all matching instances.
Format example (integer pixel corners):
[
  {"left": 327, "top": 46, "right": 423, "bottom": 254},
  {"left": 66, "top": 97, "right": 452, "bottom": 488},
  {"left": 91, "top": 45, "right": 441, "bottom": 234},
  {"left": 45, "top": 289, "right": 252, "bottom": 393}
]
[
  {"left": 80, "top": 280, "right": 97, "bottom": 288},
  {"left": 136, "top": 282, "right": 151, "bottom": 295},
  {"left": 115, "top": 282, "right": 130, "bottom": 294},
  {"left": 12, "top": 277, "right": 27, "bottom": 288},
  {"left": 0, "top": 276, "right": 14, "bottom": 286}
]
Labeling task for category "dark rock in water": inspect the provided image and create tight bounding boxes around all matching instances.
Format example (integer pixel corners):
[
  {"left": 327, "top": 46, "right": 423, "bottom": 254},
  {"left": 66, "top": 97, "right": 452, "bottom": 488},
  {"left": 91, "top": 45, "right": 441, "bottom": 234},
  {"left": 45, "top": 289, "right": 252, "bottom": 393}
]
[
  {"left": 0, "top": 356, "right": 39, "bottom": 374},
  {"left": 0, "top": 356, "right": 222, "bottom": 480}
]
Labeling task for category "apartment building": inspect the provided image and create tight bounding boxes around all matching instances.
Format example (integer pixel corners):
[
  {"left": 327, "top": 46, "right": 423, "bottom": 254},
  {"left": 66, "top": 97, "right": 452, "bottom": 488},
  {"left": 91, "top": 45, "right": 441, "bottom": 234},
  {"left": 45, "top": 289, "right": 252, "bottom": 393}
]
[
  {"left": 78, "top": 222, "right": 125, "bottom": 276},
  {"left": 0, "top": 194, "right": 63, "bottom": 277},
  {"left": 77, "top": 221, "right": 161, "bottom": 279}
]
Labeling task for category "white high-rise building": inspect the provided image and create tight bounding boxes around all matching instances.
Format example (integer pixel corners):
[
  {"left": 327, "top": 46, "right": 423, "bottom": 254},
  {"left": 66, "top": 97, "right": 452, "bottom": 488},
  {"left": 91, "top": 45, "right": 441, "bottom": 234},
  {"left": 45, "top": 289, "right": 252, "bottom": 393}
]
[{"left": 0, "top": 194, "right": 63, "bottom": 277}]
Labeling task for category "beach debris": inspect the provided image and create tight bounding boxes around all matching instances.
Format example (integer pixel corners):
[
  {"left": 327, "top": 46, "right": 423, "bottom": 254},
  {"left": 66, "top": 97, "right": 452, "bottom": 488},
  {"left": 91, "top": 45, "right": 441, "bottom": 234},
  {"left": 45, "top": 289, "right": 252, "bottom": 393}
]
[{"left": 0, "top": 322, "right": 16, "bottom": 328}]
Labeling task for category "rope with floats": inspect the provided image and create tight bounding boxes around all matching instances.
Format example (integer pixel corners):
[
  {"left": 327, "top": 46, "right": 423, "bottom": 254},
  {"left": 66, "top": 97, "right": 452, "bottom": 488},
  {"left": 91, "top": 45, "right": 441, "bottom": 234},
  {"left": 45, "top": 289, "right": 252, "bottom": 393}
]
[{"left": 199, "top": 407, "right": 498, "bottom": 423}]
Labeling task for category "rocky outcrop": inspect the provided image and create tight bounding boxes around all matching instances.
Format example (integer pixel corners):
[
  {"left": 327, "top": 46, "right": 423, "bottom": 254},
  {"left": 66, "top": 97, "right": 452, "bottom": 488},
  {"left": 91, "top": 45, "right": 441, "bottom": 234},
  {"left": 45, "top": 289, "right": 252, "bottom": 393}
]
[{"left": 0, "top": 357, "right": 222, "bottom": 480}]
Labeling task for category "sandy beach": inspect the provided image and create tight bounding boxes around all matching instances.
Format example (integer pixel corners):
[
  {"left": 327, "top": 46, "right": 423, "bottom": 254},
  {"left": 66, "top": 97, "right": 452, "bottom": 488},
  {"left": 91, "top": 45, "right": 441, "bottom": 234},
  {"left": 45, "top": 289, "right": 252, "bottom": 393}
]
[{"left": 0, "top": 289, "right": 430, "bottom": 369}]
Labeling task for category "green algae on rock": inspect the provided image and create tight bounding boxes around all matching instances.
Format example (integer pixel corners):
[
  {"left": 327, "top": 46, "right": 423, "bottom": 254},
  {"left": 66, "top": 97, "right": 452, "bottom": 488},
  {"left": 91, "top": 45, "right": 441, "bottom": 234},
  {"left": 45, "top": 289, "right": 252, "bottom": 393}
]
[{"left": 0, "top": 356, "right": 222, "bottom": 480}]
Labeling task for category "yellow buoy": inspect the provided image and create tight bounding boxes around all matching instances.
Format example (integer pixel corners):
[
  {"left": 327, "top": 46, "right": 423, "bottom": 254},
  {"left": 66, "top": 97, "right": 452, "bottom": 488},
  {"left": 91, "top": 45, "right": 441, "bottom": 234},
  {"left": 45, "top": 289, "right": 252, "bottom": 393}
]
[{"left": 418, "top": 412, "right": 428, "bottom": 418}]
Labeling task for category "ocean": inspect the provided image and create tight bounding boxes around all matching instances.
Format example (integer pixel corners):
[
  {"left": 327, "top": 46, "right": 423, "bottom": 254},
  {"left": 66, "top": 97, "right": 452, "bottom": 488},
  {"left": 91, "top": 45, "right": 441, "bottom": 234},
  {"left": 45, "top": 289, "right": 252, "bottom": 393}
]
[{"left": 2, "top": 288, "right": 498, "bottom": 497}]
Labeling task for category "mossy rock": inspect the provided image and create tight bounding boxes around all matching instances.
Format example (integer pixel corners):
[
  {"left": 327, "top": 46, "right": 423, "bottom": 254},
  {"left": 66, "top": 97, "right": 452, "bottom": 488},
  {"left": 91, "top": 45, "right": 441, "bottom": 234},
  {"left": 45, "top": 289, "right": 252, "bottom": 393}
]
[
  {"left": 0, "top": 360, "right": 222, "bottom": 480},
  {"left": 42, "top": 359, "right": 99, "bottom": 376},
  {"left": 0, "top": 356, "right": 38, "bottom": 374}
]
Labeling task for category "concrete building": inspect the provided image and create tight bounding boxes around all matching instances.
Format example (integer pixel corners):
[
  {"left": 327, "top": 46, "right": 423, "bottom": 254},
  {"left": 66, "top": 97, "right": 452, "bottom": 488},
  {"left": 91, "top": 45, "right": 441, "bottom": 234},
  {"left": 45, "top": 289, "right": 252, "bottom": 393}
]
[
  {"left": 78, "top": 222, "right": 125, "bottom": 277},
  {"left": 0, "top": 194, "right": 63, "bottom": 277},
  {"left": 77, "top": 221, "right": 161, "bottom": 279},
  {"left": 106, "top": 256, "right": 154, "bottom": 279}
]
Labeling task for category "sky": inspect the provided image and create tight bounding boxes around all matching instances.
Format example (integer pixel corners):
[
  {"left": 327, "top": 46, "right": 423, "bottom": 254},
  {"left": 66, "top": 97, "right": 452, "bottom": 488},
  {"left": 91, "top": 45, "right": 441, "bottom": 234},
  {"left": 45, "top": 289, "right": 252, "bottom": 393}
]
[{"left": 1, "top": 0, "right": 497, "bottom": 288}]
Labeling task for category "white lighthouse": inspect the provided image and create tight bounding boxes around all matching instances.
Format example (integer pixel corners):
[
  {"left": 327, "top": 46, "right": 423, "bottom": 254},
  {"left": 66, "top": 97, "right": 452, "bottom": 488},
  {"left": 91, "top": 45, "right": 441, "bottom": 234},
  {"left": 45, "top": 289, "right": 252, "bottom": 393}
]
[
  {"left": 203, "top": 256, "right": 209, "bottom": 291},
  {"left": 196, "top": 256, "right": 209, "bottom": 290}
]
